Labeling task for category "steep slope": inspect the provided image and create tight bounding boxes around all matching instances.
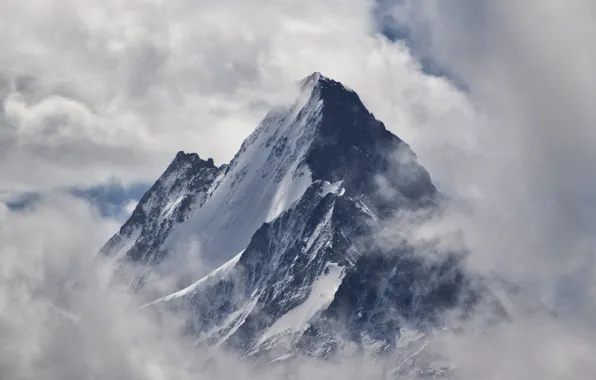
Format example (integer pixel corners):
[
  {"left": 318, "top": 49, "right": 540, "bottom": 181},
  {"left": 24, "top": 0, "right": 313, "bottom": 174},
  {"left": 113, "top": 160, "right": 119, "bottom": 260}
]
[{"left": 102, "top": 73, "right": 485, "bottom": 367}]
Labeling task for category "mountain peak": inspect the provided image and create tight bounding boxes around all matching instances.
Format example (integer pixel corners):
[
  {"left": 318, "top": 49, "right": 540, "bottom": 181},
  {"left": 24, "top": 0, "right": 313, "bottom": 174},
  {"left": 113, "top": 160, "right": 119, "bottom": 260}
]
[
  {"left": 102, "top": 73, "right": 490, "bottom": 367},
  {"left": 104, "top": 72, "right": 436, "bottom": 279},
  {"left": 299, "top": 71, "right": 352, "bottom": 94},
  {"left": 309, "top": 71, "right": 326, "bottom": 80},
  {"left": 300, "top": 71, "right": 328, "bottom": 85}
]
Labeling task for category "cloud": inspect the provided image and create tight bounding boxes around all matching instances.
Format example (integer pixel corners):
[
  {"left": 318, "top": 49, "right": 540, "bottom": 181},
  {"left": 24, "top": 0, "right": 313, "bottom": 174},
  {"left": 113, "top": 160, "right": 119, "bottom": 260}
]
[
  {"left": 2, "top": 0, "right": 596, "bottom": 378},
  {"left": 0, "top": 0, "right": 473, "bottom": 194},
  {"left": 385, "top": 0, "right": 596, "bottom": 299},
  {"left": 0, "top": 193, "right": 414, "bottom": 379},
  {"left": 0, "top": 196, "right": 223, "bottom": 379},
  {"left": 370, "top": 0, "right": 596, "bottom": 378}
]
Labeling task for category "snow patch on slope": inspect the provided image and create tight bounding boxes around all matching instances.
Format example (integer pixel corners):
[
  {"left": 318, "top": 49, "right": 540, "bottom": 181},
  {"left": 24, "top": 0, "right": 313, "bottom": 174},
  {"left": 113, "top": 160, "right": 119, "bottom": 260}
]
[
  {"left": 265, "top": 164, "right": 312, "bottom": 222},
  {"left": 142, "top": 250, "right": 245, "bottom": 308},
  {"left": 168, "top": 250, "right": 243, "bottom": 301},
  {"left": 257, "top": 263, "right": 345, "bottom": 345}
]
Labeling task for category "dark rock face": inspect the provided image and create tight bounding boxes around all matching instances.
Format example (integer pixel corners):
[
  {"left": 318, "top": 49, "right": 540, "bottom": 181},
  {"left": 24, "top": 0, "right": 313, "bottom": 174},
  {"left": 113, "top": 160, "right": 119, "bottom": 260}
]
[
  {"left": 101, "top": 151, "right": 222, "bottom": 263},
  {"left": 307, "top": 75, "right": 432, "bottom": 198},
  {"left": 103, "top": 73, "right": 484, "bottom": 366},
  {"left": 305, "top": 75, "right": 436, "bottom": 210},
  {"left": 299, "top": 251, "right": 478, "bottom": 357}
]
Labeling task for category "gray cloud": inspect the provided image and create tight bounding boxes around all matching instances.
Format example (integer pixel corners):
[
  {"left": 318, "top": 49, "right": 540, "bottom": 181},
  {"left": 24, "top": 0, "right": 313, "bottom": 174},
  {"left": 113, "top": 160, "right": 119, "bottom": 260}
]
[
  {"left": 372, "top": 1, "right": 596, "bottom": 378},
  {"left": 390, "top": 0, "right": 596, "bottom": 295}
]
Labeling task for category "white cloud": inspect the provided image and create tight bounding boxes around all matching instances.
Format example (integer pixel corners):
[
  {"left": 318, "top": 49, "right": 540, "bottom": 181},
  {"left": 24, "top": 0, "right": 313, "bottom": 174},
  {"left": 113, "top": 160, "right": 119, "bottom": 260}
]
[
  {"left": 0, "top": 0, "right": 473, "bottom": 193},
  {"left": 0, "top": 194, "right": 411, "bottom": 379}
]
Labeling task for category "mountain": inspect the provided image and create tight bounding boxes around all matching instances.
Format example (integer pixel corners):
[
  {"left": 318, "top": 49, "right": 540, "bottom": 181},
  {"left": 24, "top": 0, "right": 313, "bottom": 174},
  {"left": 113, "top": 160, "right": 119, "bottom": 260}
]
[{"left": 102, "top": 73, "right": 483, "bottom": 367}]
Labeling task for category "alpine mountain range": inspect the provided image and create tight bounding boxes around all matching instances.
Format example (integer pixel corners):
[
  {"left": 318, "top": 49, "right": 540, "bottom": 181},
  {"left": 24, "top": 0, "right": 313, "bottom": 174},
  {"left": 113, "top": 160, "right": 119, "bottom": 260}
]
[{"left": 101, "top": 72, "right": 498, "bottom": 374}]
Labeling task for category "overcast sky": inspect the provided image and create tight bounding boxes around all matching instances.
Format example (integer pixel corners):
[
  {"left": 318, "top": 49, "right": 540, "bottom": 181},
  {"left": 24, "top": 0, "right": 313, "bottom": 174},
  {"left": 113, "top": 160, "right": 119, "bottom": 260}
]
[
  {"left": 0, "top": 0, "right": 478, "bottom": 194},
  {"left": 1, "top": 0, "right": 596, "bottom": 378}
]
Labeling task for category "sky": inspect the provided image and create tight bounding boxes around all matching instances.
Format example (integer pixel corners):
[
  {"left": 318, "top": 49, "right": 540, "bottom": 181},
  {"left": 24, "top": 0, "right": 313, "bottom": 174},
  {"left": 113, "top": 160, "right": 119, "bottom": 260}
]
[{"left": 1, "top": 0, "right": 596, "bottom": 378}]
